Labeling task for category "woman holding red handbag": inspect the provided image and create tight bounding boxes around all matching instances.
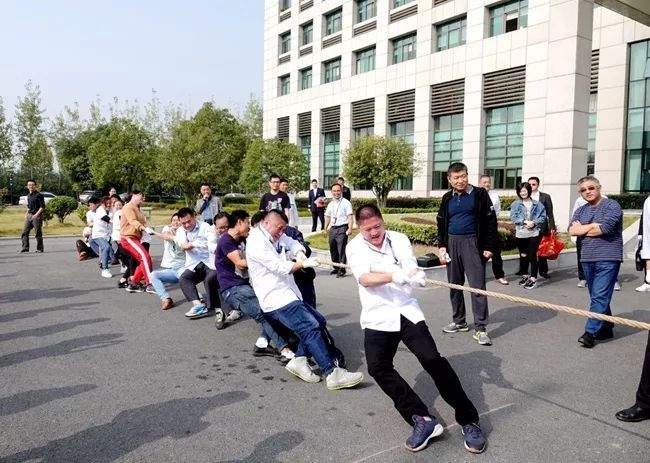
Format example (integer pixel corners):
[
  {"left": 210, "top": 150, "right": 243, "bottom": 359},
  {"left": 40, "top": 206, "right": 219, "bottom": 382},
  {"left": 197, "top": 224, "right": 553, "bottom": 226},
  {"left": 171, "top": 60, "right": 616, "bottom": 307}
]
[{"left": 509, "top": 182, "right": 547, "bottom": 290}]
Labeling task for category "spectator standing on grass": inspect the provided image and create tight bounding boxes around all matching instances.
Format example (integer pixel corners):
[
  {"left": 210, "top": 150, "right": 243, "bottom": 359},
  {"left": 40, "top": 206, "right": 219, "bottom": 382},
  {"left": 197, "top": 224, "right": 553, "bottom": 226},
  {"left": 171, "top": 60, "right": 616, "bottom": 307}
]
[
  {"left": 20, "top": 179, "right": 45, "bottom": 253},
  {"left": 259, "top": 173, "right": 290, "bottom": 217},
  {"left": 436, "top": 162, "right": 498, "bottom": 346},
  {"left": 195, "top": 183, "right": 222, "bottom": 225},
  {"left": 324, "top": 183, "right": 353, "bottom": 278},
  {"left": 479, "top": 174, "right": 508, "bottom": 285},
  {"left": 279, "top": 178, "right": 300, "bottom": 227},
  {"left": 509, "top": 182, "right": 546, "bottom": 290},
  {"left": 569, "top": 175, "right": 623, "bottom": 349},
  {"left": 337, "top": 176, "right": 351, "bottom": 201},
  {"left": 308, "top": 178, "right": 326, "bottom": 232},
  {"left": 528, "top": 177, "right": 554, "bottom": 279}
]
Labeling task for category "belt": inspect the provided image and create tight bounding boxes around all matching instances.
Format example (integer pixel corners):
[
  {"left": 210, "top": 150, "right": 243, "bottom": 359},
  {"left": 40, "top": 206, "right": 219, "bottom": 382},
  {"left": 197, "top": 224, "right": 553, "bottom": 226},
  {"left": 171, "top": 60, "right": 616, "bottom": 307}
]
[{"left": 332, "top": 224, "right": 348, "bottom": 228}]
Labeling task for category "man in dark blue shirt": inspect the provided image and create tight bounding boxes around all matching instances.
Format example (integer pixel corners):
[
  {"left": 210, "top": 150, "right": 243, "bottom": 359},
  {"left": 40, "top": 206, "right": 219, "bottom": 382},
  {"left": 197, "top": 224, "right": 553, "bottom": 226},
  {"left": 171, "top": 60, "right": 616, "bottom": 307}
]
[
  {"left": 20, "top": 179, "right": 46, "bottom": 253},
  {"left": 436, "top": 163, "right": 498, "bottom": 346}
]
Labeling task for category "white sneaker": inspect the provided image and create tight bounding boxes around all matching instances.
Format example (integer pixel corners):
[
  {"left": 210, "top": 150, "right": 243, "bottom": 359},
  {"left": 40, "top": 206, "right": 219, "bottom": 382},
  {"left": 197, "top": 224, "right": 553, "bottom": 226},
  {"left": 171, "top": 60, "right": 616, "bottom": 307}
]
[
  {"left": 185, "top": 305, "right": 208, "bottom": 318},
  {"left": 285, "top": 357, "right": 320, "bottom": 383},
  {"left": 255, "top": 336, "right": 269, "bottom": 349},
  {"left": 614, "top": 281, "right": 621, "bottom": 291},
  {"left": 635, "top": 283, "right": 650, "bottom": 292},
  {"left": 101, "top": 269, "right": 112, "bottom": 278},
  {"left": 120, "top": 265, "right": 128, "bottom": 273},
  {"left": 279, "top": 348, "right": 295, "bottom": 361},
  {"left": 577, "top": 280, "right": 587, "bottom": 288},
  {"left": 225, "top": 309, "right": 243, "bottom": 323},
  {"left": 326, "top": 367, "right": 364, "bottom": 390}
]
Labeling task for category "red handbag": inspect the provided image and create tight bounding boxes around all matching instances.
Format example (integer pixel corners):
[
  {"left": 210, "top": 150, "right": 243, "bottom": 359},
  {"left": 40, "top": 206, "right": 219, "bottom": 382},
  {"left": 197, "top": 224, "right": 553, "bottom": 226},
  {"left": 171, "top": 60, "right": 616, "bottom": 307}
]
[{"left": 537, "top": 231, "right": 565, "bottom": 260}]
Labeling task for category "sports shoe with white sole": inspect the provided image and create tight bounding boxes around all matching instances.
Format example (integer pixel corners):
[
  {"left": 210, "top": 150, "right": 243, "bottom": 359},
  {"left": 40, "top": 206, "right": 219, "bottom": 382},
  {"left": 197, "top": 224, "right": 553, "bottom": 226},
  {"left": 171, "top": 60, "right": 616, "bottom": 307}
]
[
  {"left": 473, "top": 331, "right": 492, "bottom": 346},
  {"left": 185, "top": 305, "right": 208, "bottom": 319},
  {"left": 442, "top": 322, "right": 469, "bottom": 333},
  {"left": 100, "top": 269, "right": 112, "bottom": 278},
  {"left": 405, "top": 415, "right": 444, "bottom": 452},
  {"left": 225, "top": 309, "right": 243, "bottom": 323},
  {"left": 577, "top": 279, "right": 587, "bottom": 288},
  {"left": 325, "top": 367, "right": 364, "bottom": 390},
  {"left": 285, "top": 356, "right": 321, "bottom": 383},
  {"left": 636, "top": 282, "right": 650, "bottom": 292},
  {"left": 614, "top": 281, "right": 621, "bottom": 291}
]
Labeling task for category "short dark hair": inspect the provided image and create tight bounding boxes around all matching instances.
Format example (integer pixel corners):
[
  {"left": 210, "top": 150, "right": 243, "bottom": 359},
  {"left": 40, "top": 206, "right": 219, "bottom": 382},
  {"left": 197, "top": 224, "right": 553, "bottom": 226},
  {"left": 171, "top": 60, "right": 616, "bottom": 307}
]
[
  {"left": 266, "top": 209, "right": 288, "bottom": 224},
  {"left": 279, "top": 177, "right": 288, "bottom": 184},
  {"left": 177, "top": 207, "right": 195, "bottom": 219},
  {"left": 228, "top": 209, "right": 249, "bottom": 228},
  {"left": 88, "top": 196, "right": 101, "bottom": 205},
  {"left": 214, "top": 211, "right": 229, "bottom": 223},
  {"left": 26, "top": 179, "right": 36, "bottom": 184},
  {"left": 100, "top": 196, "right": 110, "bottom": 204},
  {"left": 338, "top": 176, "right": 345, "bottom": 181},
  {"left": 447, "top": 162, "right": 468, "bottom": 176},
  {"left": 527, "top": 176, "right": 540, "bottom": 184},
  {"left": 123, "top": 193, "right": 132, "bottom": 203},
  {"left": 251, "top": 210, "right": 267, "bottom": 227},
  {"left": 201, "top": 183, "right": 211, "bottom": 188},
  {"left": 331, "top": 183, "right": 342, "bottom": 190},
  {"left": 269, "top": 173, "right": 280, "bottom": 181},
  {"left": 311, "top": 178, "right": 318, "bottom": 183},
  {"left": 355, "top": 204, "right": 383, "bottom": 224},
  {"left": 131, "top": 190, "right": 142, "bottom": 196},
  {"left": 516, "top": 182, "right": 533, "bottom": 199},
  {"left": 112, "top": 196, "right": 124, "bottom": 205}
]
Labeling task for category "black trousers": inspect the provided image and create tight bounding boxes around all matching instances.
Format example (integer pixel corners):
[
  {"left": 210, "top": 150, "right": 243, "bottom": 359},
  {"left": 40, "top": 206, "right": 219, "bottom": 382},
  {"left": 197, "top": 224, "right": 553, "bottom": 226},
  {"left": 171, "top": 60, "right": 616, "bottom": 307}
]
[
  {"left": 21, "top": 214, "right": 43, "bottom": 252},
  {"left": 179, "top": 262, "right": 220, "bottom": 309},
  {"left": 637, "top": 331, "right": 650, "bottom": 409},
  {"left": 311, "top": 208, "right": 325, "bottom": 232},
  {"left": 329, "top": 225, "right": 348, "bottom": 273},
  {"left": 491, "top": 249, "right": 504, "bottom": 279},
  {"left": 364, "top": 316, "right": 479, "bottom": 426},
  {"left": 517, "top": 236, "right": 542, "bottom": 278}
]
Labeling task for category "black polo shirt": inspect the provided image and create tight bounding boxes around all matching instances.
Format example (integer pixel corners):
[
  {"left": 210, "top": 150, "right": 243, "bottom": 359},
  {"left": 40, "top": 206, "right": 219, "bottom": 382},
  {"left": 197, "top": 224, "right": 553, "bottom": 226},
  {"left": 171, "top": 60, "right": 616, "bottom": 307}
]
[{"left": 27, "top": 192, "right": 45, "bottom": 214}]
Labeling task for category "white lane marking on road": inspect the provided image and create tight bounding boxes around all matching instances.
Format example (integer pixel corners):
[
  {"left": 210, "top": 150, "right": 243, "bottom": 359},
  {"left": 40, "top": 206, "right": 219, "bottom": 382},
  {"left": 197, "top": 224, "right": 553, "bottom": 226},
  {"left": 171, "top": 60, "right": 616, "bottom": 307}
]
[{"left": 349, "top": 403, "right": 516, "bottom": 463}]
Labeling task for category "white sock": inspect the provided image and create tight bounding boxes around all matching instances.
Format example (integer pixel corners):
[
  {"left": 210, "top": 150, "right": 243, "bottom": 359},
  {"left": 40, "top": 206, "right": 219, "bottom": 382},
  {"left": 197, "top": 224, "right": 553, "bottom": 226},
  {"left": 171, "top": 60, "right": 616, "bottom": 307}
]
[
  {"left": 191, "top": 300, "right": 201, "bottom": 307},
  {"left": 255, "top": 337, "right": 269, "bottom": 349}
]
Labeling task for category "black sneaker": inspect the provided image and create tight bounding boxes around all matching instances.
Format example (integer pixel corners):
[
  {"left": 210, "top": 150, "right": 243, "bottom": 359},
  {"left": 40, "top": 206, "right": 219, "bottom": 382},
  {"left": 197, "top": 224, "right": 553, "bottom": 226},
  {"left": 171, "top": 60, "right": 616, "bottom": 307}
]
[
  {"left": 19, "top": 249, "right": 29, "bottom": 253},
  {"left": 144, "top": 284, "right": 157, "bottom": 294},
  {"left": 518, "top": 275, "right": 529, "bottom": 286},
  {"left": 578, "top": 332, "right": 595, "bottom": 348},
  {"left": 539, "top": 272, "right": 550, "bottom": 279},
  {"left": 594, "top": 326, "right": 614, "bottom": 340},
  {"left": 253, "top": 346, "right": 278, "bottom": 357},
  {"left": 125, "top": 283, "right": 145, "bottom": 293},
  {"left": 330, "top": 269, "right": 338, "bottom": 275},
  {"left": 117, "top": 279, "right": 129, "bottom": 289},
  {"left": 523, "top": 278, "right": 537, "bottom": 290}
]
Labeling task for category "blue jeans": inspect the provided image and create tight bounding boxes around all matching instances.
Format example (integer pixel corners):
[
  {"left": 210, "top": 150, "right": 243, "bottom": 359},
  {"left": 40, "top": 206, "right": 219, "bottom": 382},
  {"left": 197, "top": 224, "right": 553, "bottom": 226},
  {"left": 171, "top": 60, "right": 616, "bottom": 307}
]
[
  {"left": 90, "top": 237, "right": 114, "bottom": 270},
  {"left": 264, "top": 300, "right": 335, "bottom": 375},
  {"left": 581, "top": 260, "right": 620, "bottom": 334},
  {"left": 221, "top": 285, "right": 287, "bottom": 350},
  {"left": 150, "top": 267, "right": 184, "bottom": 300}
]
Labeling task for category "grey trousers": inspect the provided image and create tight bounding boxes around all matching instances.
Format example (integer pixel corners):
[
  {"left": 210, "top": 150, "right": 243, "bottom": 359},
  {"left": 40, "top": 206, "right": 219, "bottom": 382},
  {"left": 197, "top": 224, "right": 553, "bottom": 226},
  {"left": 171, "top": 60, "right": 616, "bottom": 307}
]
[
  {"left": 21, "top": 214, "right": 43, "bottom": 252},
  {"left": 329, "top": 225, "right": 349, "bottom": 268},
  {"left": 446, "top": 234, "right": 489, "bottom": 331}
]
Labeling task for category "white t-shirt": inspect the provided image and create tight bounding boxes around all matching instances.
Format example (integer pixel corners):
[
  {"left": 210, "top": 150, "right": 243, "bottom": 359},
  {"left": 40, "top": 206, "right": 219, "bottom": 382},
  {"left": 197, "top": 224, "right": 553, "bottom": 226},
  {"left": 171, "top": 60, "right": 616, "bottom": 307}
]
[
  {"left": 111, "top": 210, "right": 122, "bottom": 242},
  {"left": 91, "top": 206, "right": 111, "bottom": 239},
  {"left": 160, "top": 225, "right": 186, "bottom": 269},
  {"left": 325, "top": 197, "right": 353, "bottom": 226},
  {"left": 86, "top": 210, "right": 95, "bottom": 226}
]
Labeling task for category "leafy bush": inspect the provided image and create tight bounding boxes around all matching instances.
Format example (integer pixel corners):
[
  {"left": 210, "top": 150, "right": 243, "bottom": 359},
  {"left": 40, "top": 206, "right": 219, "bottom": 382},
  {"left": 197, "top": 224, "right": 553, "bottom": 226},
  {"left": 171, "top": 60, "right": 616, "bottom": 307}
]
[
  {"left": 222, "top": 195, "right": 257, "bottom": 206},
  {"left": 47, "top": 196, "right": 78, "bottom": 223},
  {"left": 382, "top": 207, "right": 432, "bottom": 214},
  {"left": 499, "top": 196, "right": 517, "bottom": 210},
  {"left": 608, "top": 193, "right": 648, "bottom": 209},
  {"left": 386, "top": 221, "right": 438, "bottom": 245},
  {"left": 76, "top": 204, "right": 89, "bottom": 223}
]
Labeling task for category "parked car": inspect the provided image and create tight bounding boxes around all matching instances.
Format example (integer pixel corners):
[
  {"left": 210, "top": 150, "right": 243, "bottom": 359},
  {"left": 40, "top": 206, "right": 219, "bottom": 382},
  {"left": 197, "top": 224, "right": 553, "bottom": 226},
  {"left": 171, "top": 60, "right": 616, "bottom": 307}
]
[
  {"left": 79, "top": 190, "right": 99, "bottom": 204},
  {"left": 18, "top": 191, "right": 56, "bottom": 206}
]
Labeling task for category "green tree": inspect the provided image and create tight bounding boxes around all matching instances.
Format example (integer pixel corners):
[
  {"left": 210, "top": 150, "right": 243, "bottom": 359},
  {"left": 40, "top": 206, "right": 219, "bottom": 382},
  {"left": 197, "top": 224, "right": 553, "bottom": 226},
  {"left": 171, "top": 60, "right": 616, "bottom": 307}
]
[
  {"left": 241, "top": 94, "right": 263, "bottom": 141},
  {"left": 47, "top": 196, "right": 78, "bottom": 223},
  {"left": 239, "top": 138, "right": 309, "bottom": 194},
  {"left": 343, "top": 136, "right": 416, "bottom": 208},
  {"left": 0, "top": 97, "right": 12, "bottom": 172},
  {"left": 14, "top": 80, "right": 53, "bottom": 178},
  {"left": 158, "top": 102, "right": 248, "bottom": 204},
  {"left": 88, "top": 118, "right": 157, "bottom": 192}
]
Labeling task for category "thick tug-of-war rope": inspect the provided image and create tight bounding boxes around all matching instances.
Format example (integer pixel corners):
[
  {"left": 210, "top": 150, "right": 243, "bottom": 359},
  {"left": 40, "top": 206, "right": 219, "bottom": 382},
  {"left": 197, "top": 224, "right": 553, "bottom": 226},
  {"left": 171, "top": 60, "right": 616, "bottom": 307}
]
[{"left": 315, "top": 256, "right": 650, "bottom": 332}]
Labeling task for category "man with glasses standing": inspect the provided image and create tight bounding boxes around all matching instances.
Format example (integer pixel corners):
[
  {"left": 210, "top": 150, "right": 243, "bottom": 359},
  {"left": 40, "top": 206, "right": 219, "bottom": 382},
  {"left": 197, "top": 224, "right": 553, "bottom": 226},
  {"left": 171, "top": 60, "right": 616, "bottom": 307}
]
[
  {"left": 324, "top": 183, "right": 353, "bottom": 278},
  {"left": 569, "top": 176, "right": 623, "bottom": 348},
  {"left": 20, "top": 179, "right": 46, "bottom": 253},
  {"left": 259, "top": 173, "right": 290, "bottom": 217}
]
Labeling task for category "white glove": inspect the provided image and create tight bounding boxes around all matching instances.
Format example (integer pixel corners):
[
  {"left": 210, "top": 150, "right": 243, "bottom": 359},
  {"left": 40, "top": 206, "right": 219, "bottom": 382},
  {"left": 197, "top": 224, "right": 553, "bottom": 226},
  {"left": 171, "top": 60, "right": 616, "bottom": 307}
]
[
  {"left": 409, "top": 270, "right": 427, "bottom": 288},
  {"left": 639, "top": 235, "right": 643, "bottom": 242},
  {"left": 391, "top": 270, "right": 410, "bottom": 285},
  {"left": 144, "top": 227, "right": 155, "bottom": 235},
  {"left": 370, "top": 262, "right": 400, "bottom": 274},
  {"left": 302, "top": 257, "right": 320, "bottom": 268},
  {"left": 294, "top": 250, "right": 307, "bottom": 262}
]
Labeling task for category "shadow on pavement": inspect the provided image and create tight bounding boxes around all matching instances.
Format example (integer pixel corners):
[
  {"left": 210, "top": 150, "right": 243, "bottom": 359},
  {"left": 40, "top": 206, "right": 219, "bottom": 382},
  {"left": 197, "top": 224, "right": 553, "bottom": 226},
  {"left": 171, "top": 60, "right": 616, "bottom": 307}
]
[
  {"left": 217, "top": 430, "right": 304, "bottom": 463},
  {"left": 0, "top": 287, "right": 101, "bottom": 304},
  {"left": 488, "top": 305, "right": 557, "bottom": 339},
  {"left": 0, "top": 384, "right": 97, "bottom": 416},
  {"left": 2, "top": 391, "right": 250, "bottom": 463},
  {"left": 0, "top": 333, "right": 124, "bottom": 368},
  {"left": 0, "top": 302, "right": 99, "bottom": 323},
  {"left": 0, "top": 318, "right": 111, "bottom": 342}
]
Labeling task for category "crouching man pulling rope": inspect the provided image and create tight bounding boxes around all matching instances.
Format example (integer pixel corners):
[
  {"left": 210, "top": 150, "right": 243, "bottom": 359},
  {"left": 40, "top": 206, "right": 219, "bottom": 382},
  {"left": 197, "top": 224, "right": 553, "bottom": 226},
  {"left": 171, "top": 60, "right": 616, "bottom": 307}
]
[{"left": 346, "top": 204, "right": 486, "bottom": 454}]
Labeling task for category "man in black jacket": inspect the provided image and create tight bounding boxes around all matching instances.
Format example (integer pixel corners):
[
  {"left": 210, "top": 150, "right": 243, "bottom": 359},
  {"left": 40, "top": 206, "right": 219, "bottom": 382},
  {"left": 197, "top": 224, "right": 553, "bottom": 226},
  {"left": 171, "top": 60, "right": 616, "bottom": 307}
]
[
  {"left": 20, "top": 179, "right": 46, "bottom": 253},
  {"left": 528, "top": 177, "right": 554, "bottom": 279},
  {"left": 308, "top": 179, "right": 326, "bottom": 232},
  {"left": 337, "top": 177, "right": 351, "bottom": 201},
  {"left": 436, "top": 163, "right": 498, "bottom": 346}
]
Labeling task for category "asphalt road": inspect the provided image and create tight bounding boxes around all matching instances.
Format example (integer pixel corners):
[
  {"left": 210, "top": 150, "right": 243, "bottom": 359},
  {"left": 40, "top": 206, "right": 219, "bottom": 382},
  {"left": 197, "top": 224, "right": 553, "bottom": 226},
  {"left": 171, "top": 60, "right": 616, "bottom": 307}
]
[{"left": 0, "top": 236, "right": 649, "bottom": 462}]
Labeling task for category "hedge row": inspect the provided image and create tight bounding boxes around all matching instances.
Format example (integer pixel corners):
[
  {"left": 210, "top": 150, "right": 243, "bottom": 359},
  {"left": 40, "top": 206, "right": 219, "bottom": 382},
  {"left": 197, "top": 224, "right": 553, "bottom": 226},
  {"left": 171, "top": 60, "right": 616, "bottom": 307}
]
[{"left": 608, "top": 193, "right": 648, "bottom": 209}]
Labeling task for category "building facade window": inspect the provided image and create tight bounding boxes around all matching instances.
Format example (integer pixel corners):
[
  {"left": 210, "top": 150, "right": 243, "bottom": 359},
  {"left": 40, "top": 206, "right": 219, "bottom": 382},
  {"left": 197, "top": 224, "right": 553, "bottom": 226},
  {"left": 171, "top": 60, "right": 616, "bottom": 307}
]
[
  {"left": 587, "top": 93, "right": 597, "bottom": 176},
  {"left": 301, "top": 21, "right": 313, "bottom": 45},
  {"left": 324, "top": 8, "right": 342, "bottom": 36},
  {"left": 280, "top": 0, "right": 291, "bottom": 12},
  {"left": 390, "top": 120, "right": 414, "bottom": 190},
  {"left": 484, "top": 104, "right": 524, "bottom": 189},
  {"left": 436, "top": 17, "right": 466, "bottom": 51},
  {"left": 432, "top": 114, "right": 463, "bottom": 189},
  {"left": 279, "top": 75, "right": 290, "bottom": 96},
  {"left": 352, "top": 126, "right": 374, "bottom": 142},
  {"left": 624, "top": 39, "right": 650, "bottom": 192},
  {"left": 489, "top": 0, "right": 528, "bottom": 37},
  {"left": 323, "top": 132, "right": 340, "bottom": 187},
  {"left": 299, "top": 67, "right": 312, "bottom": 90},
  {"left": 300, "top": 135, "right": 311, "bottom": 161},
  {"left": 356, "top": 0, "right": 376, "bottom": 23},
  {"left": 393, "top": 0, "right": 414, "bottom": 8},
  {"left": 355, "top": 47, "right": 376, "bottom": 74},
  {"left": 323, "top": 57, "right": 341, "bottom": 83},
  {"left": 392, "top": 33, "right": 417, "bottom": 64},
  {"left": 279, "top": 31, "right": 291, "bottom": 54}
]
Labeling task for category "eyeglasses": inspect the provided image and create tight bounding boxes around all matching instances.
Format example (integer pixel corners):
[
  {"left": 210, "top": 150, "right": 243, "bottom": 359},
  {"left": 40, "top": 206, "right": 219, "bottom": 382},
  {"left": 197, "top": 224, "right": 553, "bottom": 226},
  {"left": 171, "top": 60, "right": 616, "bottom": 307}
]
[{"left": 579, "top": 186, "right": 599, "bottom": 193}]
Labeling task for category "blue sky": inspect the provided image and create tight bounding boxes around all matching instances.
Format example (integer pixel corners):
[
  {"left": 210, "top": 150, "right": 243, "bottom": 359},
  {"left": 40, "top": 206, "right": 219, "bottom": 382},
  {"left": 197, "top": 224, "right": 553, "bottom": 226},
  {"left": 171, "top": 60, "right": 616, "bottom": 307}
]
[{"left": 0, "top": 0, "right": 264, "bottom": 120}]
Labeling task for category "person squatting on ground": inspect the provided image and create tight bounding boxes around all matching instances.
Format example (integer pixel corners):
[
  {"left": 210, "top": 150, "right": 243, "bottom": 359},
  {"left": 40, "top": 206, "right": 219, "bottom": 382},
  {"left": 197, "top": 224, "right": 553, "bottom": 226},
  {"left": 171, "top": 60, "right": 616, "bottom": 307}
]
[
  {"left": 436, "top": 162, "right": 498, "bottom": 346},
  {"left": 246, "top": 209, "right": 363, "bottom": 390},
  {"left": 120, "top": 191, "right": 155, "bottom": 292},
  {"left": 509, "top": 182, "right": 547, "bottom": 290},
  {"left": 175, "top": 207, "right": 221, "bottom": 320},
  {"left": 347, "top": 204, "right": 486, "bottom": 454},
  {"left": 149, "top": 213, "right": 186, "bottom": 310},
  {"left": 569, "top": 175, "right": 623, "bottom": 349},
  {"left": 215, "top": 209, "right": 295, "bottom": 361},
  {"left": 20, "top": 179, "right": 45, "bottom": 253},
  {"left": 324, "top": 182, "right": 353, "bottom": 278}
]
